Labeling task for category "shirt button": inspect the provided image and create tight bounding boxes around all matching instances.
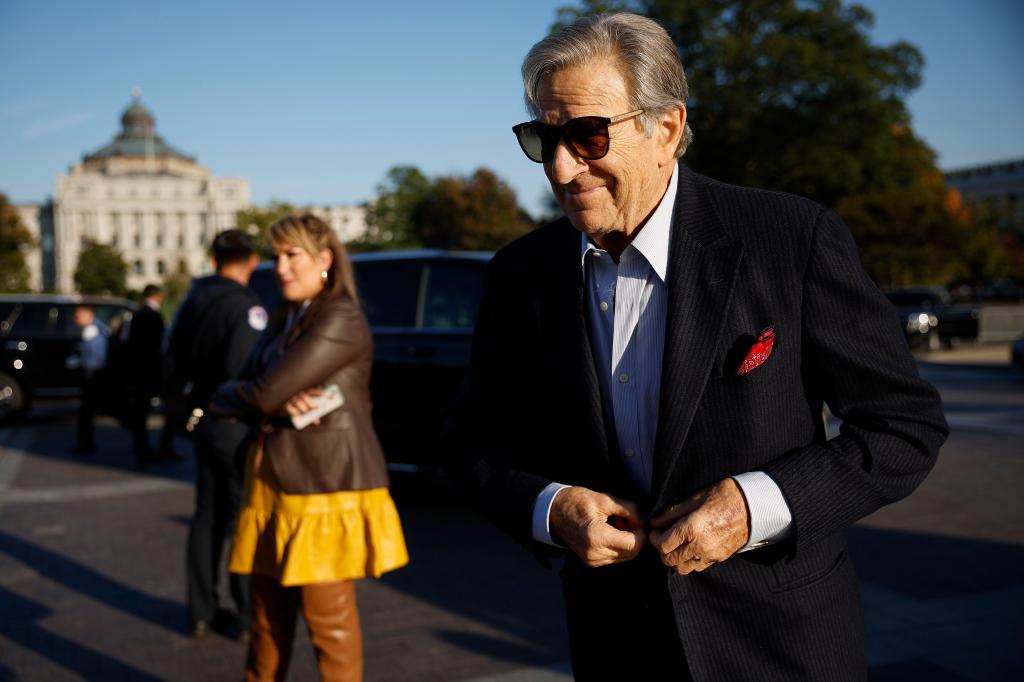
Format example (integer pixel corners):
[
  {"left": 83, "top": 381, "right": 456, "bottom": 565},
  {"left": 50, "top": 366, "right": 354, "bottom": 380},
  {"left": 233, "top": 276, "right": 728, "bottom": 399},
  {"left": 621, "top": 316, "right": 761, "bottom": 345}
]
[
  {"left": 625, "top": 448, "right": 635, "bottom": 458},
  {"left": 619, "top": 373, "right": 628, "bottom": 384},
  {"left": 600, "top": 301, "right": 609, "bottom": 312}
]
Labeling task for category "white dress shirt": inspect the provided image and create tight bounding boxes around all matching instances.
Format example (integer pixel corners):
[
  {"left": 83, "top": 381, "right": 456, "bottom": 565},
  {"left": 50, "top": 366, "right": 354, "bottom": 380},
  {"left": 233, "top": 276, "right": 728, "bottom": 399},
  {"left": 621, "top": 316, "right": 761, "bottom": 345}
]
[{"left": 532, "top": 165, "right": 792, "bottom": 550}]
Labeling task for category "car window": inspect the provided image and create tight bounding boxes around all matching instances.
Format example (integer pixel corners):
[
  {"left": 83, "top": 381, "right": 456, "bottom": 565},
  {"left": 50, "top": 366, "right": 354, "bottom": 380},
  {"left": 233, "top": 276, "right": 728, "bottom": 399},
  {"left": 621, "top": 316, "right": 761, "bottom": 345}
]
[
  {"left": 94, "top": 305, "right": 130, "bottom": 328},
  {"left": 11, "top": 303, "right": 60, "bottom": 334},
  {"left": 354, "top": 261, "right": 422, "bottom": 328},
  {"left": 422, "top": 261, "right": 486, "bottom": 330}
]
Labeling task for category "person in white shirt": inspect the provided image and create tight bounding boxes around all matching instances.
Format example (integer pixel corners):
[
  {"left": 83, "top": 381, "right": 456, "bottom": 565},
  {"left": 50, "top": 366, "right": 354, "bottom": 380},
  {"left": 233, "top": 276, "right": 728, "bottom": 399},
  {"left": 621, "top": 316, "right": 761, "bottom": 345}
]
[{"left": 73, "top": 305, "right": 109, "bottom": 454}]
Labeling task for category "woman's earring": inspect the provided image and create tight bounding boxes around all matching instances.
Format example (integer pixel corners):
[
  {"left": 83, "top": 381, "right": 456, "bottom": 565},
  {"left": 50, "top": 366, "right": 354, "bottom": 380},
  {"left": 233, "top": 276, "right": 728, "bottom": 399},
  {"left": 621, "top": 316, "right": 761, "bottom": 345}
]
[{"left": 321, "top": 270, "right": 328, "bottom": 283}]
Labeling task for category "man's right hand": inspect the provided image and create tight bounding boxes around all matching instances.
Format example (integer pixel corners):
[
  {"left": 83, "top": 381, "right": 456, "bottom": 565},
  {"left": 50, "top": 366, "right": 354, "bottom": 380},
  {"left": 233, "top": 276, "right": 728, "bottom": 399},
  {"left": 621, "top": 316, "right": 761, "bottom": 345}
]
[{"left": 549, "top": 486, "right": 646, "bottom": 567}]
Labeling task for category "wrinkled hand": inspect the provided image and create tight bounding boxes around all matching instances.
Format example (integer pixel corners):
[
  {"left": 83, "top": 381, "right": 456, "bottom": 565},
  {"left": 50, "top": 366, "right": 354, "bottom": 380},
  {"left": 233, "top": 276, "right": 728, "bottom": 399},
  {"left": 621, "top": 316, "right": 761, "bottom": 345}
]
[
  {"left": 649, "top": 478, "right": 750, "bottom": 575},
  {"left": 283, "top": 387, "right": 324, "bottom": 426},
  {"left": 550, "top": 486, "right": 647, "bottom": 567}
]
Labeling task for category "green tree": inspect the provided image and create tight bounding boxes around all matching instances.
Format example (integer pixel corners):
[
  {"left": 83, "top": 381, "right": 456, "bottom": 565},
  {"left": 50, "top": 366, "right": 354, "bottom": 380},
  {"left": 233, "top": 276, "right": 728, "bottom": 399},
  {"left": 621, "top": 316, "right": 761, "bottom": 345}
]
[
  {"left": 236, "top": 201, "right": 298, "bottom": 254},
  {"left": 412, "top": 169, "right": 535, "bottom": 250},
  {"left": 0, "top": 192, "right": 36, "bottom": 292},
  {"left": 835, "top": 174, "right": 1006, "bottom": 287},
  {"left": 353, "top": 166, "right": 431, "bottom": 251},
  {"left": 556, "top": 0, "right": 929, "bottom": 207},
  {"left": 553, "top": 1, "right": 998, "bottom": 288},
  {"left": 354, "top": 165, "right": 535, "bottom": 252},
  {"left": 74, "top": 240, "right": 127, "bottom": 295},
  {"left": 161, "top": 260, "right": 192, "bottom": 318}
]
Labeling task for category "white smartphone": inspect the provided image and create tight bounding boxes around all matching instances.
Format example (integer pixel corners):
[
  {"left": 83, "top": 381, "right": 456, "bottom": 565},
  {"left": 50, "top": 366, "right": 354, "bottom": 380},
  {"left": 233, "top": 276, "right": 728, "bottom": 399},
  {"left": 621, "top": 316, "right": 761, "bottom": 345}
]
[{"left": 290, "top": 384, "right": 344, "bottom": 430}]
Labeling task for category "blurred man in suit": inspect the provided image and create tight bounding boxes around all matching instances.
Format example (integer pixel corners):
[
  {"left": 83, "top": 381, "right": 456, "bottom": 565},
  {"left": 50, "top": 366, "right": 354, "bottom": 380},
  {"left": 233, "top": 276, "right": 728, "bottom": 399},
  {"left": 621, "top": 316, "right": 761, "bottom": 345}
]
[{"left": 125, "top": 284, "right": 167, "bottom": 465}]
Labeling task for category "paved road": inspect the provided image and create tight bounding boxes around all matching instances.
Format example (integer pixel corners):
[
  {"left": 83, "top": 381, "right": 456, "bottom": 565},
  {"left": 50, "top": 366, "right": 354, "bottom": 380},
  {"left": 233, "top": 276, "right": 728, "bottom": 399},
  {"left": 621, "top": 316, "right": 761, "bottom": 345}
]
[{"left": 0, "top": 360, "right": 1021, "bottom": 681}]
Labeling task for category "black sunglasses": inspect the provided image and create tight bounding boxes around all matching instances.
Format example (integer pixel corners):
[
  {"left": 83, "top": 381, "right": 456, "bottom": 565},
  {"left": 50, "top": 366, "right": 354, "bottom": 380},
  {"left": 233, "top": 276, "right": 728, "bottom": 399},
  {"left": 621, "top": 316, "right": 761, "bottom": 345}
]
[{"left": 512, "top": 109, "right": 645, "bottom": 163}]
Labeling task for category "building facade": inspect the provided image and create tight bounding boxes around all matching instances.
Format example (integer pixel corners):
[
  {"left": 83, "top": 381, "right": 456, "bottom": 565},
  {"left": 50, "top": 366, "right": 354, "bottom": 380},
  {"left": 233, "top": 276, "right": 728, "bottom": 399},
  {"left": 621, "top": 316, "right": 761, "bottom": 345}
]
[
  {"left": 945, "top": 158, "right": 1024, "bottom": 224},
  {"left": 16, "top": 97, "right": 367, "bottom": 293}
]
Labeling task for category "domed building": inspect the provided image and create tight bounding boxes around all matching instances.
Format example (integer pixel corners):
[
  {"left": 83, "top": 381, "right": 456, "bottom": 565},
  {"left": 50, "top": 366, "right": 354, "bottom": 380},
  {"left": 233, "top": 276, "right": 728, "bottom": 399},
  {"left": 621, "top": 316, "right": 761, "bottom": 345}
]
[{"left": 43, "top": 95, "right": 251, "bottom": 292}]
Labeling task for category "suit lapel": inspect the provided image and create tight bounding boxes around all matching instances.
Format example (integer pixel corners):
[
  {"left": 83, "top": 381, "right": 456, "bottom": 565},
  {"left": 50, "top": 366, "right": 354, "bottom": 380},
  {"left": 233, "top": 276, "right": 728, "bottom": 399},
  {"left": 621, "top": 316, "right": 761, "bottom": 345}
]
[
  {"left": 545, "top": 221, "right": 615, "bottom": 483},
  {"left": 651, "top": 166, "right": 744, "bottom": 509}
]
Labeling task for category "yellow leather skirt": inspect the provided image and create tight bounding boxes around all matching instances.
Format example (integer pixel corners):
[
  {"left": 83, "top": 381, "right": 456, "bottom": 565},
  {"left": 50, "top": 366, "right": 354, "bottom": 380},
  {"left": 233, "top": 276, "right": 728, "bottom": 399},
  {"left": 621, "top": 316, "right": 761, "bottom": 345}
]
[{"left": 229, "top": 454, "right": 409, "bottom": 586}]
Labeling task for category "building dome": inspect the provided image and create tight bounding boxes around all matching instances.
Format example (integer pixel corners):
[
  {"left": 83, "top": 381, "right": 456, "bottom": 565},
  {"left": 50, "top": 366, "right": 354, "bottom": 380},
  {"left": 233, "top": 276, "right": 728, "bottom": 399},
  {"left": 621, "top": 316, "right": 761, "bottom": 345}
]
[
  {"left": 82, "top": 93, "right": 194, "bottom": 165},
  {"left": 120, "top": 99, "right": 155, "bottom": 137}
]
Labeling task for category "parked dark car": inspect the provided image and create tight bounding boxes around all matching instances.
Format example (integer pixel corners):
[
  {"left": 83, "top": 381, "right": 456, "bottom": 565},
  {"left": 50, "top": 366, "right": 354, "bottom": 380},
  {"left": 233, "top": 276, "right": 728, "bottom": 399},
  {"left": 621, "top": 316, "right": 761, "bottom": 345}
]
[
  {"left": 883, "top": 287, "right": 980, "bottom": 350},
  {"left": 250, "top": 249, "right": 492, "bottom": 472},
  {"left": 0, "top": 294, "right": 135, "bottom": 418}
]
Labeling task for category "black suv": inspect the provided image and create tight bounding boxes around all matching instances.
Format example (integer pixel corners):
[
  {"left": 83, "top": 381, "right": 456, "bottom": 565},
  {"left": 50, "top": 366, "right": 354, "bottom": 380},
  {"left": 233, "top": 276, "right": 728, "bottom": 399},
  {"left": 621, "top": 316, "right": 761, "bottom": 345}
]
[
  {"left": 883, "top": 287, "right": 981, "bottom": 350},
  {"left": 250, "top": 250, "right": 492, "bottom": 472},
  {"left": 1, "top": 295, "right": 136, "bottom": 418}
]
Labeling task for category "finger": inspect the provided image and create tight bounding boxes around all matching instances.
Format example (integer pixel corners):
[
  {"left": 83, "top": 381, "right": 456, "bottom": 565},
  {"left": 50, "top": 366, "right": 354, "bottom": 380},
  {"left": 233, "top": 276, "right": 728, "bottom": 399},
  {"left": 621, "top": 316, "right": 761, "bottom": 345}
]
[
  {"left": 588, "top": 525, "right": 646, "bottom": 565},
  {"left": 311, "top": 417, "right": 321, "bottom": 426},
  {"left": 600, "top": 494, "right": 645, "bottom": 526},
  {"left": 649, "top": 516, "right": 695, "bottom": 556},
  {"left": 284, "top": 402, "right": 301, "bottom": 417}
]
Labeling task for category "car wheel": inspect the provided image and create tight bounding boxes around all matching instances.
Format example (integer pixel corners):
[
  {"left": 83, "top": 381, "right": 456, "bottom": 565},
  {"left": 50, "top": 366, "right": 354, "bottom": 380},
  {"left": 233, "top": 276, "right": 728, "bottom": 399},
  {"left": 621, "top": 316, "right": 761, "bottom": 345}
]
[{"left": 0, "top": 372, "right": 29, "bottom": 420}]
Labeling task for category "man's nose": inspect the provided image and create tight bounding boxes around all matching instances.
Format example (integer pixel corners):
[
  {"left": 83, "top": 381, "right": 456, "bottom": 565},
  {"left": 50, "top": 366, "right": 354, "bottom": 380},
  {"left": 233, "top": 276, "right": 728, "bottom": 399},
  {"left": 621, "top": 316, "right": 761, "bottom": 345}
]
[{"left": 546, "top": 139, "right": 587, "bottom": 185}]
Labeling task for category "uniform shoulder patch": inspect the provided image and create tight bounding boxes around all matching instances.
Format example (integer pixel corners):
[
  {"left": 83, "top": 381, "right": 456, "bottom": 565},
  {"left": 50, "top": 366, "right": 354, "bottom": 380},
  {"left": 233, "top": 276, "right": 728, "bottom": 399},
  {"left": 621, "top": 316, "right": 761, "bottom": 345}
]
[{"left": 247, "top": 305, "right": 268, "bottom": 331}]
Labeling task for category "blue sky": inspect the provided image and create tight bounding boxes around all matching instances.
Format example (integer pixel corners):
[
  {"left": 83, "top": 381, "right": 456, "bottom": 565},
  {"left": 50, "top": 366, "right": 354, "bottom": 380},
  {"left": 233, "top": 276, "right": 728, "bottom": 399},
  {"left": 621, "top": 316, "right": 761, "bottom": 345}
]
[{"left": 1, "top": 0, "right": 1021, "bottom": 217}]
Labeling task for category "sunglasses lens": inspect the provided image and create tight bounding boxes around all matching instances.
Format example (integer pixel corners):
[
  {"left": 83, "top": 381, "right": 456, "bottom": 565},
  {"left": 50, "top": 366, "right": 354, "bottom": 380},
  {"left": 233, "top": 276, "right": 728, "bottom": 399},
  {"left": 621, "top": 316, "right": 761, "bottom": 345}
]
[
  {"left": 514, "top": 123, "right": 549, "bottom": 163},
  {"left": 565, "top": 117, "right": 610, "bottom": 159}
]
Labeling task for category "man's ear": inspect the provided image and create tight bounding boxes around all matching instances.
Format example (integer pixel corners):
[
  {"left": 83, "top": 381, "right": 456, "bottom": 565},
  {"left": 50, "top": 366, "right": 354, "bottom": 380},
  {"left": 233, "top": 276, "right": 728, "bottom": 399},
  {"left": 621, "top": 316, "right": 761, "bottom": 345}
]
[{"left": 655, "top": 105, "right": 686, "bottom": 167}]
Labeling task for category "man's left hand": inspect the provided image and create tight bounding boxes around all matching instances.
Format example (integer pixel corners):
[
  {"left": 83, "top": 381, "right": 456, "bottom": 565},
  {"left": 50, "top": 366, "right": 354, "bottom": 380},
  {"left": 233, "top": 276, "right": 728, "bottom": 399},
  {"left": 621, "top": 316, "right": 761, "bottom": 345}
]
[{"left": 648, "top": 478, "right": 750, "bottom": 575}]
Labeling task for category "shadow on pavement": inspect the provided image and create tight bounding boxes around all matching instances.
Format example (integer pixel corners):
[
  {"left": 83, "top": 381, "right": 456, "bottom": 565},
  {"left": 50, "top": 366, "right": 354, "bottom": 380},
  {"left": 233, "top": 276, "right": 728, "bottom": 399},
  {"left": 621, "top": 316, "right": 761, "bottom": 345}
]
[
  {"left": 378, "top": 485, "right": 569, "bottom": 670},
  {"left": 0, "top": 529, "right": 186, "bottom": 636},
  {"left": 0, "top": 585, "right": 166, "bottom": 682},
  {"left": 2, "top": 408, "right": 195, "bottom": 486},
  {"left": 847, "top": 526, "right": 1024, "bottom": 599}
]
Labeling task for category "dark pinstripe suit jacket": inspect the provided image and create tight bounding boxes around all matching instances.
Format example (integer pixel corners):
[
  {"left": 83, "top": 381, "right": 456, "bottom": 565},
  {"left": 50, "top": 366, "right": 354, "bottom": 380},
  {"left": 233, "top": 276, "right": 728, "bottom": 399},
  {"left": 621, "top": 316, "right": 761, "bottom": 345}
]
[{"left": 445, "top": 162, "right": 947, "bottom": 679}]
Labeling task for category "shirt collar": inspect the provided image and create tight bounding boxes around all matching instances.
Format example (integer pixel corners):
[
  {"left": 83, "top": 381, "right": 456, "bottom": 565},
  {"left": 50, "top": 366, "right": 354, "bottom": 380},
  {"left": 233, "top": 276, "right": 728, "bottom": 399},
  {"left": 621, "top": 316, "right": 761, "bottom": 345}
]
[{"left": 579, "top": 163, "right": 678, "bottom": 282}]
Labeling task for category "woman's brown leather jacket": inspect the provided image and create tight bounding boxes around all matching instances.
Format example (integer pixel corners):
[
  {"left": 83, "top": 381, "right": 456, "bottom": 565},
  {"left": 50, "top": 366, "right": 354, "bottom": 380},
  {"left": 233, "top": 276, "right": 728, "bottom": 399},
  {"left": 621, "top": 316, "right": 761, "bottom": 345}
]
[{"left": 210, "top": 293, "right": 390, "bottom": 494}]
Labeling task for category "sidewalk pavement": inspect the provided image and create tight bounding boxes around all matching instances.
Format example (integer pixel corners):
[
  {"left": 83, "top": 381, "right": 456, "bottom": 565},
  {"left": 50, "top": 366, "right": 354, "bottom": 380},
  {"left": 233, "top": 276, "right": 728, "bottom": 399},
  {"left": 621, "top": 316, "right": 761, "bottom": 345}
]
[
  {"left": 916, "top": 341, "right": 1013, "bottom": 366},
  {"left": 1, "top": 355, "right": 1022, "bottom": 681}
]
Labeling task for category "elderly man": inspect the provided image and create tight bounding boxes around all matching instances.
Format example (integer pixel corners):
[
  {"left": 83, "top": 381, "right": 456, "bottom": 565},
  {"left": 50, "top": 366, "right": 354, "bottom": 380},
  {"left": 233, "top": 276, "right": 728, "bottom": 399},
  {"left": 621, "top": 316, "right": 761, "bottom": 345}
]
[{"left": 445, "top": 13, "right": 947, "bottom": 681}]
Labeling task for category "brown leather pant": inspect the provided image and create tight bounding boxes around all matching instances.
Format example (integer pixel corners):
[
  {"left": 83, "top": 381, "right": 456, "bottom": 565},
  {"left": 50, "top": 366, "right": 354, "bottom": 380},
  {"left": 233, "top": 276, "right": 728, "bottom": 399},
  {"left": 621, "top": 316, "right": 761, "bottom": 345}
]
[{"left": 247, "top": 575, "right": 362, "bottom": 682}]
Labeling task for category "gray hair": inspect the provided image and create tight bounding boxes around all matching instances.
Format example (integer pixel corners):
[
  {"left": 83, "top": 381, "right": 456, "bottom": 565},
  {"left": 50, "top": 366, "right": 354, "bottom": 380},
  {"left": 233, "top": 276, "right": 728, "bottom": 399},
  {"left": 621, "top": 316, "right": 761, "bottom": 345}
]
[{"left": 522, "top": 13, "right": 693, "bottom": 158}]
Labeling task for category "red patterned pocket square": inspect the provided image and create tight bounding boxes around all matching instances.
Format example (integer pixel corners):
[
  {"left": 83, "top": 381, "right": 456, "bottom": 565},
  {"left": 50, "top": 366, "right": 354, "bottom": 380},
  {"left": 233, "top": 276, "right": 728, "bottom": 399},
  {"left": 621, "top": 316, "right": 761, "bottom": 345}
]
[{"left": 737, "top": 327, "right": 775, "bottom": 375}]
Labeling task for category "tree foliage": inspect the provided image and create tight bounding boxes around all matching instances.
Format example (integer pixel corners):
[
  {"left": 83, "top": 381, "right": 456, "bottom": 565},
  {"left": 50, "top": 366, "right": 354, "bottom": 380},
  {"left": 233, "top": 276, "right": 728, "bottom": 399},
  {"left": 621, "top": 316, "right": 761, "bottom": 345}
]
[
  {"left": 836, "top": 176, "right": 1006, "bottom": 288},
  {"left": 413, "top": 169, "right": 535, "bottom": 250},
  {"left": 236, "top": 201, "right": 298, "bottom": 255},
  {"left": 554, "top": 0, "right": 996, "bottom": 287},
  {"left": 74, "top": 240, "right": 127, "bottom": 296},
  {"left": 354, "top": 166, "right": 432, "bottom": 250},
  {"left": 354, "top": 166, "right": 534, "bottom": 251},
  {"left": 0, "top": 192, "right": 35, "bottom": 293}
]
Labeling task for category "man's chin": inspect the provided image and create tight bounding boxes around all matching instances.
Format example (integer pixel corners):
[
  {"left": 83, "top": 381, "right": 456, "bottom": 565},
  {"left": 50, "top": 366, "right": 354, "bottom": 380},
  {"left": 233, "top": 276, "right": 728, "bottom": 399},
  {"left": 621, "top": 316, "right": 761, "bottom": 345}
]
[{"left": 566, "top": 212, "right": 611, "bottom": 239}]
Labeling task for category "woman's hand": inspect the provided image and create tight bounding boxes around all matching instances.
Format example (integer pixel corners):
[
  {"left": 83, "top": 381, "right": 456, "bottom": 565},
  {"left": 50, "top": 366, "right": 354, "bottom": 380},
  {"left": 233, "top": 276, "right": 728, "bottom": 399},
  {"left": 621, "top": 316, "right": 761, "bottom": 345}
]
[{"left": 283, "top": 387, "right": 324, "bottom": 426}]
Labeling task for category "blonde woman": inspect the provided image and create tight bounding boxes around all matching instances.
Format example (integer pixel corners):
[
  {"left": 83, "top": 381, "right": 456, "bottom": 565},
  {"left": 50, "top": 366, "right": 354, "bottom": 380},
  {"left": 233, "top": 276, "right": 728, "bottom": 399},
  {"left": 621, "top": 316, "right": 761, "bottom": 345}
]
[{"left": 210, "top": 214, "right": 407, "bottom": 682}]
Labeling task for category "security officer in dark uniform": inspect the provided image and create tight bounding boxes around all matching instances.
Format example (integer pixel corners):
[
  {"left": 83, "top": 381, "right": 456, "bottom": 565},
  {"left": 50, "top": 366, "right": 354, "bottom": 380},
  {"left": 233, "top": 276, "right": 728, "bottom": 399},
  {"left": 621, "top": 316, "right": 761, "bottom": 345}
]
[{"left": 168, "top": 229, "right": 267, "bottom": 639}]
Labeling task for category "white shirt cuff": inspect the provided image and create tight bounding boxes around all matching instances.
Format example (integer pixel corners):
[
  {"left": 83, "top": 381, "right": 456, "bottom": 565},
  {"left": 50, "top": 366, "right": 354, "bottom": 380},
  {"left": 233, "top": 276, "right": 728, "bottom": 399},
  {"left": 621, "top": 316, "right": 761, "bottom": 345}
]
[
  {"left": 532, "top": 482, "right": 570, "bottom": 546},
  {"left": 731, "top": 471, "right": 792, "bottom": 552}
]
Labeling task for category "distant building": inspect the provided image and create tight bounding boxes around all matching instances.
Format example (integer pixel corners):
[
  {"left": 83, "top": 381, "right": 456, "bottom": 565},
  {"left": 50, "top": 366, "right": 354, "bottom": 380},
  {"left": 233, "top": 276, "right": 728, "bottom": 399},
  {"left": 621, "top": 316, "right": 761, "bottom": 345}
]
[
  {"left": 17, "top": 96, "right": 367, "bottom": 293},
  {"left": 945, "top": 158, "right": 1024, "bottom": 224}
]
